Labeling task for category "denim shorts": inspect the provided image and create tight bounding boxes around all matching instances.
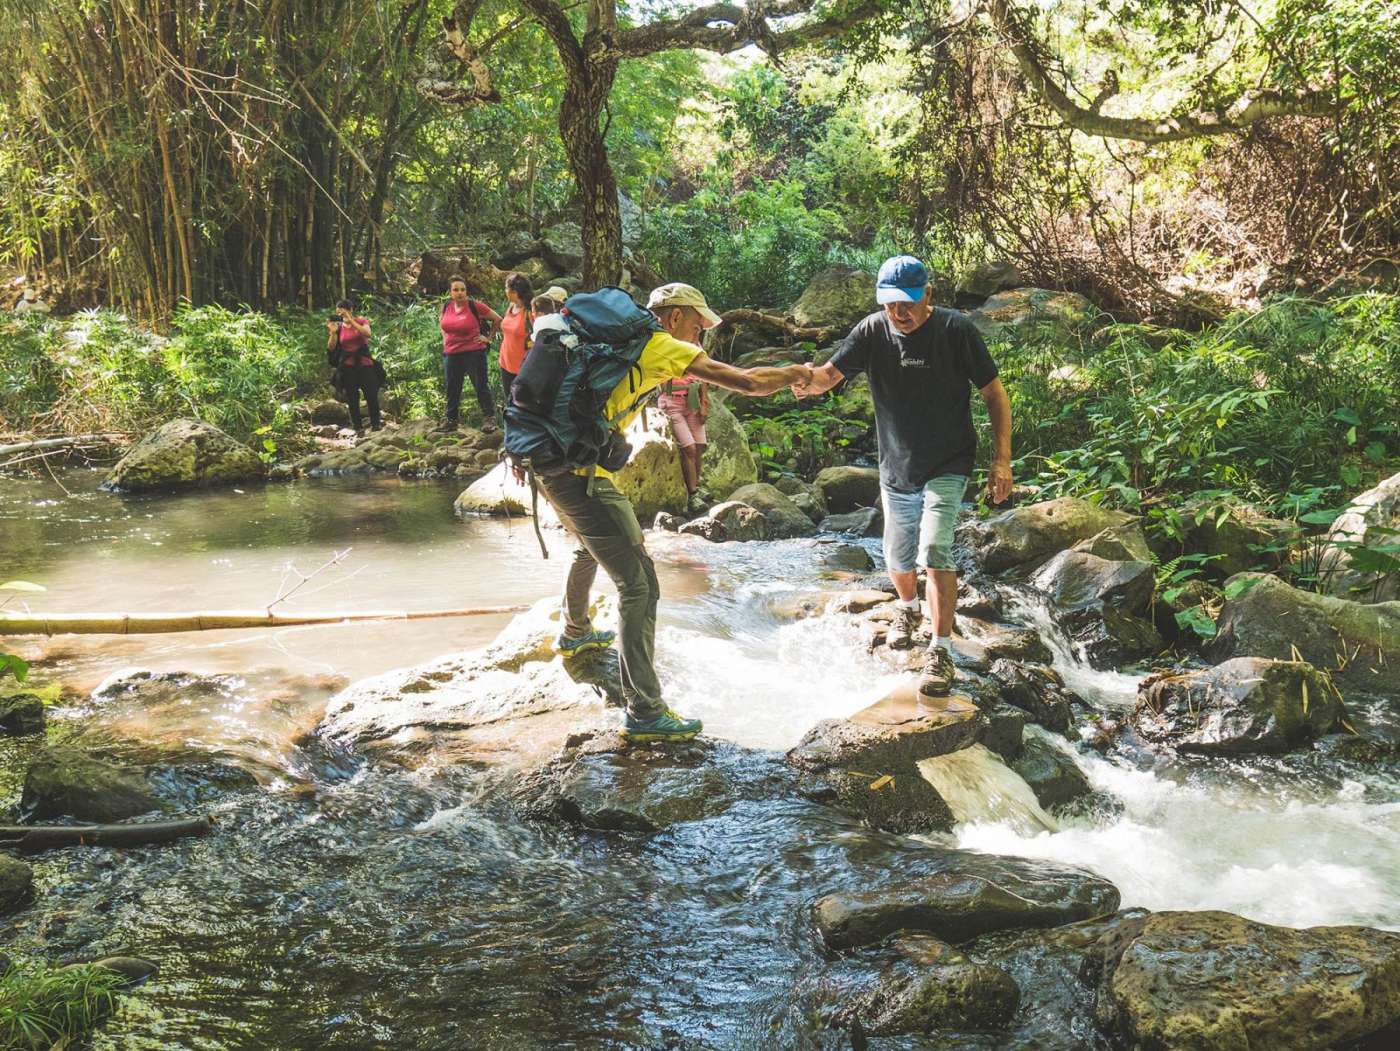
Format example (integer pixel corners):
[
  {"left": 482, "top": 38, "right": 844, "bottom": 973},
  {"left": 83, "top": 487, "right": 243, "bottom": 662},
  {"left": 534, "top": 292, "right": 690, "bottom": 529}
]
[{"left": 881, "top": 474, "right": 968, "bottom": 572}]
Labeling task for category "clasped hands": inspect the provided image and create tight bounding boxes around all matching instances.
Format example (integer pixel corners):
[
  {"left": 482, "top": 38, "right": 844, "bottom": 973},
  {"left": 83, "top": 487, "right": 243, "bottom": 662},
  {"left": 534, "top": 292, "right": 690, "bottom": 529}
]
[{"left": 787, "top": 363, "right": 817, "bottom": 398}]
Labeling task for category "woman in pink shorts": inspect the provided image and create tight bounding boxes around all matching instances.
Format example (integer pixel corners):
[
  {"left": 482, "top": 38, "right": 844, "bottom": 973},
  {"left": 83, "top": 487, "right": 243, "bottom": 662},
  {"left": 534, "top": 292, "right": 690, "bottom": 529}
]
[{"left": 659, "top": 375, "right": 709, "bottom": 513}]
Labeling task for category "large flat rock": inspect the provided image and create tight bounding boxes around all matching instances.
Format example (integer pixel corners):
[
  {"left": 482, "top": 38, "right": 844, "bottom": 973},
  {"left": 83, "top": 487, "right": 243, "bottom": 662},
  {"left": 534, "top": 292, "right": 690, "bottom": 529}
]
[{"left": 814, "top": 853, "right": 1120, "bottom": 950}]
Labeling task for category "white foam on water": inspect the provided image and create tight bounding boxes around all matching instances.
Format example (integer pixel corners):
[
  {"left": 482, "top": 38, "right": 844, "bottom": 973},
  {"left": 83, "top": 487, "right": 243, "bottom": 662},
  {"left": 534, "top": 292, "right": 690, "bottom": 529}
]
[
  {"left": 654, "top": 615, "right": 901, "bottom": 751},
  {"left": 918, "top": 744, "right": 1057, "bottom": 836},
  {"left": 954, "top": 750, "right": 1400, "bottom": 930},
  {"left": 1005, "top": 593, "right": 1143, "bottom": 708}
]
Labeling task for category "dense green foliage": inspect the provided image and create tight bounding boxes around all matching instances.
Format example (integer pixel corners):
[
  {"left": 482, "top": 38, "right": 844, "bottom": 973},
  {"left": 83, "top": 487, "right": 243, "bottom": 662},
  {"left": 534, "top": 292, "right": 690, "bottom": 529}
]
[
  {"left": 0, "top": 305, "right": 503, "bottom": 443},
  {"left": 993, "top": 294, "right": 1400, "bottom": 517},
  {"left": 0, "top": 959, "right": 125, "bottom": 1049}
]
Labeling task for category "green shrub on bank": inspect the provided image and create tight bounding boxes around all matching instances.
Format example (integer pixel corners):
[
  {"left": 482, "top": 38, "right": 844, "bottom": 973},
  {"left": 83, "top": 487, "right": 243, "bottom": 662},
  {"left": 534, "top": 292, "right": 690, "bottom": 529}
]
[
  {"left": 0, "top": 302, "right": 491, "bottom": 444},
  {"left": 989, "top": 293, "right": 1400, "bottom": 518},
  {"left": 0, "top": 959, "right": 126, "bottom": 1049}
]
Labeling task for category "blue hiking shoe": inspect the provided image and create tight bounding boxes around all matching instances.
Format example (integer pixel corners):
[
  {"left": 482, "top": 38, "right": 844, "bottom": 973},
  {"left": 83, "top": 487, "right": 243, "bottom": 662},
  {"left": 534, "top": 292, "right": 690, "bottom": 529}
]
[
  {"left": 622, "top": 708, "right": 702, "bottom": 743},
  {"left": 556, "top": 628, "right": 616, "bottom": 659}
]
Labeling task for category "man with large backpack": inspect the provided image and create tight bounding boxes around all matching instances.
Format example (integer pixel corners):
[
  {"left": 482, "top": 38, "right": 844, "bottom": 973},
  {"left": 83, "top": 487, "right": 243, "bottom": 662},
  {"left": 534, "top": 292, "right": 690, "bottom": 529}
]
[{"left": 506, "top": 282, "right": 811, "bottom": 743}]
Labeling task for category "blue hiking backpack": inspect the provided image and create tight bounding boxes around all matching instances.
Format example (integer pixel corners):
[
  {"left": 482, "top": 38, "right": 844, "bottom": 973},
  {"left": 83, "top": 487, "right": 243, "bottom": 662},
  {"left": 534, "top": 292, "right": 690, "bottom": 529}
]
[{"left": 503, "top": 287, "right": 661, "bottom": 554}]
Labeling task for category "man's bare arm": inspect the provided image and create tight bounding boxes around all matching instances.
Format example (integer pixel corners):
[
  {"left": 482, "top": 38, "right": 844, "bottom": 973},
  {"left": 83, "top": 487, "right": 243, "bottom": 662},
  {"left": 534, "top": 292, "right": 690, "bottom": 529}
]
[
  {"left": 980, "top": 377, "right": 1013, "bottom": 503},
  {"left": 685, "top": 352, "right": 810, "bottom": 397}
]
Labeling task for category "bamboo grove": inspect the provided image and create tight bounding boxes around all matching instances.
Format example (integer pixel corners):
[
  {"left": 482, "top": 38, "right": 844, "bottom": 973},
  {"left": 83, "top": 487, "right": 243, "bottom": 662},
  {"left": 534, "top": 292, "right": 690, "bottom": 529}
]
[{"left": 0, "top": 0, "right": 437, "bottom": 319}]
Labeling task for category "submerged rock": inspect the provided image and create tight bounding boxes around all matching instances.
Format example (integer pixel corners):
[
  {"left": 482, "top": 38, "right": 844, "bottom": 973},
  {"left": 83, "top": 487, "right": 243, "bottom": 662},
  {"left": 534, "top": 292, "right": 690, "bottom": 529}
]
[
  {"left": 21, "top": 744, "right": 160, "bottom": 822},
  {"left": 1096, "top": 911, "right": 1400, "bottom": 1051},
  {"left": 818, "top": 543, "right": 875, "bottom": 573},
  {"left": 0, "top": 854, "right": 33, "bottom": 915},
  {"left": 789, "top": 687, "right": 983, "bottom": 833},
  {"left": 0, "top": 692, "right": 46, "bottom": 735},
  {"left": 819, "top": 507, "right": 882, "bottom": 537},
  {"left": 842, "top": 938, "right": 1020, "bottom": 1035},
  {"left": 1210, "top": 573, "right": 1400, "bottom": 694},
  {"left": 813, "top": 853, "right": 1120, "bottom": 950},
  {"left": 958, "top": 498, "right": 1136, "bottom": 574},
  {"left": 104, "top": 418, "right": 263, "bottom": 492},
  {"left": 813, "top": 465, "right": 881, "bottom": 513},
  {"left": 1135, "top": 657, "right": 1345, "bottom": 754},
  {"left": 725, "top": 483, "right": 816, "bottom": 539},
  {"left": 517, "top": 732, "right": 736, "bottom": 833},
  {"left": 1010, "top": 727, "right": 1093, "bottom": 811}
]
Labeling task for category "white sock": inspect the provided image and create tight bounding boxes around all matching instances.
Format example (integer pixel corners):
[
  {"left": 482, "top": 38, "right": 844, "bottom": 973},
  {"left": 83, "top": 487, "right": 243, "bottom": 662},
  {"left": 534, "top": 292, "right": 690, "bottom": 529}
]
[
  {"left": 898, "top": 597, "right": 920, "bottom": 611},
  {"left": 931, "top": 635, "right": 953, "bottom": 653}
]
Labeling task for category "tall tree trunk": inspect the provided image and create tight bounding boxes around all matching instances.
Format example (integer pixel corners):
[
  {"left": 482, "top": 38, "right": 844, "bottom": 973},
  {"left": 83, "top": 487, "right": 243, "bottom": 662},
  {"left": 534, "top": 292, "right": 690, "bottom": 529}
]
[{"left": 558, "top": 64, "right": 621, "bottom": 287}]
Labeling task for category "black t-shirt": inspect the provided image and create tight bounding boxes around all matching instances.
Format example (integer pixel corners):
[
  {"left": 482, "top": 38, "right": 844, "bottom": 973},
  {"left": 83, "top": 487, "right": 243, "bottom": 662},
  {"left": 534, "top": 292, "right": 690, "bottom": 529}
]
[{"left": 830, "top": 308, "right": 999, "bottom": 491}]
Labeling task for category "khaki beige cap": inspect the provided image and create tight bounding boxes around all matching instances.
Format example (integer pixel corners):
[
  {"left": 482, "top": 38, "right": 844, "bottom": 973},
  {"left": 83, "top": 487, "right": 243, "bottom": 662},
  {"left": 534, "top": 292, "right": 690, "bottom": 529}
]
[
  {"left": 544, "top": 285, "right": 569, "bottom": 301},
  {"left": 647, "top": 282, "right": 722, "bottom": 329}
]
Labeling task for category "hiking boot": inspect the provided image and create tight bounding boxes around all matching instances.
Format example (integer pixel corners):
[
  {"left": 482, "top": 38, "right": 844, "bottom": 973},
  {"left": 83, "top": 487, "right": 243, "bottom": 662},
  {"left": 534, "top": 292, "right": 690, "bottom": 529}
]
[
  {"left": 887, "top": 605, "right": 922, "bottom": 650},
  {"left": 434, "top": 419, "right": 458, "bottom": 433},
  {"left": 686, "top": 491, "right": 707, "bottom": 515},
  {"left": 918, "top": 646, "right": 956, "bottom": 697},
  {"left": 481, "top": 418, "right": 499, "bottom": 434},
  {"left": 622, "top": 707, "right": 702, "bottom": 743},
  {"left": 556, "top": 628, "right": 616, "bottom": 659}
]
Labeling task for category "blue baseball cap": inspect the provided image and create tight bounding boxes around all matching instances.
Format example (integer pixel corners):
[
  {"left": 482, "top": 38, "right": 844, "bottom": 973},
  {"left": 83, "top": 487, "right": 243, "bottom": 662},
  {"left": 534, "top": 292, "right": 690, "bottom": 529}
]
[{"left": 875, "top": 255, "right": 929, "bottom": 304}]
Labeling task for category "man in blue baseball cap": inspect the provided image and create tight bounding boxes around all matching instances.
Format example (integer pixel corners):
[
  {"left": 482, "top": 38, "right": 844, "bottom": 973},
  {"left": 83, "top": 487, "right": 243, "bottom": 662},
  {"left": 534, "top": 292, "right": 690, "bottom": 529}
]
[{"left": 795, "top": 255, "right": 1013, "bottom": 696}]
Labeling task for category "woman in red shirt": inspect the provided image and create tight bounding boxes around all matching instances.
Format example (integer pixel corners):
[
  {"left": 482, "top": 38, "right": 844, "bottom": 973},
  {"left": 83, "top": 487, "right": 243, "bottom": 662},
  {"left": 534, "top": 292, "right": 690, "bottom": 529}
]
[
  {"left": 325, "top": 298, "right": 381, "bottom": 435},
  {"left": 439, "top": 275, "right": 503, "bottom": 432},
  {"left": 497, "top": 272, "right": 533, "bottom": 411}
]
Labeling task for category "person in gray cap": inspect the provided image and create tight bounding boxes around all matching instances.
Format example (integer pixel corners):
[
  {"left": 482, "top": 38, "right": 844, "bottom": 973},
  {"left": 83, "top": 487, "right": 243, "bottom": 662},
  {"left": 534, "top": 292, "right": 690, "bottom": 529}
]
[
  {"left": 537, "top": 281, "right": 812, "bottom": 743},
  {"left": 794, "top": 255, "right": 1013, "bottom": 698}
]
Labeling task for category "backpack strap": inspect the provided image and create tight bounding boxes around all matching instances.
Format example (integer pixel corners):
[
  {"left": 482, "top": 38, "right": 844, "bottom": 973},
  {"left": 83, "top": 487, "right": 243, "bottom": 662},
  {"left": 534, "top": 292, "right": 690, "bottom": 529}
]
[{"left": 528, "top": 468, "right": 549, "bottom": 559}]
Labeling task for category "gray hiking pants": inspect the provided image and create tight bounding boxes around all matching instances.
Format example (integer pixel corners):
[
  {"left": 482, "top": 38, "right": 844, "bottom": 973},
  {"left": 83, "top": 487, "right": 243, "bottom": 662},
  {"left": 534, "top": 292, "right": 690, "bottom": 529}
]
[{"left": 536, "top": 472, "right": 665, "bottom": 719}]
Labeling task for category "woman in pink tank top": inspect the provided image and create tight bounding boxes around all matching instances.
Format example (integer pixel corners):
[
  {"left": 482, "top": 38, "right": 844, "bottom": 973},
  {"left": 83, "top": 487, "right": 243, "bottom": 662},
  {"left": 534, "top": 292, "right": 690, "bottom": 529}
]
[{"left": 658, "top": 372, "right": 710, "bottom": 513}]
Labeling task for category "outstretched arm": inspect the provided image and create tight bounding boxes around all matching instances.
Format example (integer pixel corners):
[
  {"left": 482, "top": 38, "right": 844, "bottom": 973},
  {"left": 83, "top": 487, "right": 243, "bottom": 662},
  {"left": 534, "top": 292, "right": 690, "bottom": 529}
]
[{"left": 684, "top": 352, "right": 810, "bottom": 397}]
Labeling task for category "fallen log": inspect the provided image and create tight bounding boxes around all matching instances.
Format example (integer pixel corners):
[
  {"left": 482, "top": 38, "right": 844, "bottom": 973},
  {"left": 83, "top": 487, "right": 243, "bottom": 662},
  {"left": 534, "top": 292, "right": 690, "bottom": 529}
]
[
  {"left": 0, "top": 816, "right": 214, "bottom": 853},
  {"left": 0, "top": 604, "right": 531, "bottom": 635},
  {"left": 0, "top": 434, "right": 128, "bottom": 458},
  {"left": 717, "top": 308, "right": 835, "bottom": 344}
]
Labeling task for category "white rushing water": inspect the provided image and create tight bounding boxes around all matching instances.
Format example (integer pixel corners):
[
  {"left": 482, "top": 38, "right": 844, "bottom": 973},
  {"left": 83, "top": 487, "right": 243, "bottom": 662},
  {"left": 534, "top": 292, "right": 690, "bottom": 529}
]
[
  {"left": 648, "top": 544, "right": 1400, "bottom": 931},
  {"left": 948, "top": 592, "right": 1400, "bottom": 931}
]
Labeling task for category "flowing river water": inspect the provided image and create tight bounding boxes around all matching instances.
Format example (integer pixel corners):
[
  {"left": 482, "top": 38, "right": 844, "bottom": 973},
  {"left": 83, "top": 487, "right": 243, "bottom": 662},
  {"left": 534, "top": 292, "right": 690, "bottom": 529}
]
[{"left": 1, "top": 472, "right": 1397, "bottom": 1048}]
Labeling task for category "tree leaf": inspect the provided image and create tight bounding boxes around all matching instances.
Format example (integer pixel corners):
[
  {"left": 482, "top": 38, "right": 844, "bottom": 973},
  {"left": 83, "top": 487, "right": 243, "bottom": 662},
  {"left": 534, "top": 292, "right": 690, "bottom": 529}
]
[
  {"left": 0, "top": 653, "right": 29, "bottom": 682},
  {"left": 0, "top": 580, "right": 46, "bottom": 592}
]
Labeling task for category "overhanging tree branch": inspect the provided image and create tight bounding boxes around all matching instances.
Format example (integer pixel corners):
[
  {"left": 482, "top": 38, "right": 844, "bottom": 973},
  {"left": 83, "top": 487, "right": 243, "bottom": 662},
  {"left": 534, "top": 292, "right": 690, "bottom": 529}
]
[
  {"left": 607, "top": 1, "right": 888, "bottom": 59},
  {"left": 985, "top": 0, "right": 1339, "bottom": 143}
]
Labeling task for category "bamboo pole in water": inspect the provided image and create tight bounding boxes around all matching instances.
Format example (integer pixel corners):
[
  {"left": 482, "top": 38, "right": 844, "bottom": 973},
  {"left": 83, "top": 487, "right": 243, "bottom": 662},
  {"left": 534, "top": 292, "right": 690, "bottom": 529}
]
[
  {"left": 0, "top": 606, "right": 530, "bottom": 636},
  {"left": 1, "top": 817, "right": 215, "bottom": 853},
  {"left": 0, "top": 435, "right": 128, "bottom": 458}
]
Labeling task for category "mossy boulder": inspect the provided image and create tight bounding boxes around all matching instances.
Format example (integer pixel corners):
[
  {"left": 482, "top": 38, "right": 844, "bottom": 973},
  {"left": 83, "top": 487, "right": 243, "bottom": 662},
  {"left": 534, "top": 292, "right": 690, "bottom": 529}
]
[
  {"left": 968, "top": 288, "right": 1096, "bottom": 340},
  {"left": 958, "top": 498, "right": 1137, "bottom": 574},
  {"left": 21, "top": 744, "right": 160, "bottom": 822},
  {"left": 0, "top": 854, "right": 33, "bottom": 915},
  {"left": 104, "top": 418, "right": 263, "bottom": 492},
  {"left": 1210, "top": 573, "right": 1400, "bottom": 694},
  {"left": 814, "top": 465, "right": 881, "bottom": 513},
  {"left": 725, "top": 482, "right": 815, "bottom": 539},
  {"left": 789, "top": 266, "right": 876, "bottom": 331},
  {"left": 610, "top": 401, "right": 756, "bottom": 520},
  {"left": 1136, "top": 657, "right": 1345, "bottom": 754},
  {"left": 0, "top": 693, "right": 46, "bottom": 736},
  {"left": 1320, "top": 469, "right": 1400, "bottom": 603}
]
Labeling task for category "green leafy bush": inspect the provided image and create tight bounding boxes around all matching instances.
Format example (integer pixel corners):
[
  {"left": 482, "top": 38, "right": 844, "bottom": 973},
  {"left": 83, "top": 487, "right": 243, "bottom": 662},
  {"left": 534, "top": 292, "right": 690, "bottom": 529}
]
[{"left": 0, "top": 959, "right": 126, "bottom": 1049}]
